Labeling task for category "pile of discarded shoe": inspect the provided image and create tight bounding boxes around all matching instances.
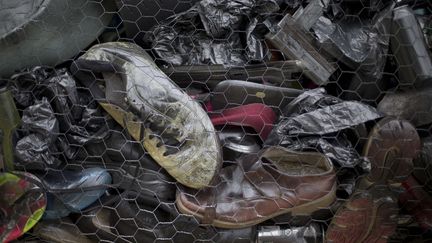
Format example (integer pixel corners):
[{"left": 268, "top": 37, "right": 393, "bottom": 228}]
[{"left": 1, "top": 0, "right": 432, "bottom": 242}]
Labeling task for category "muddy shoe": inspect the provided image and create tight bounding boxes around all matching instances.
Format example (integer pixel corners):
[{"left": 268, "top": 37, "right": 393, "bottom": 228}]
[
  {"left": 176, "top": 147, "right": 336, "bottom": 229},
  {"left": 71, "top": 42, "right": 222, "bottom": 189},
  {"left": 326, "top": 185, "right": 398, "bottom": 243},
  {"left": 362, "top": 117, "right": 421, "bottom": 185}
]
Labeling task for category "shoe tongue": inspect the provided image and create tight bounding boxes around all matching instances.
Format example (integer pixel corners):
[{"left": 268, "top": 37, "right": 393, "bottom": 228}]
[{"left": 102, "top": 73, "right": 127, "bottom": 109}]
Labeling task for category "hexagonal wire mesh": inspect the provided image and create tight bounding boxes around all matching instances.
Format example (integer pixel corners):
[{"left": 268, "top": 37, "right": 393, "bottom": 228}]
[{"left": 0, "top": 0, "right": 431, "bottom": 242}]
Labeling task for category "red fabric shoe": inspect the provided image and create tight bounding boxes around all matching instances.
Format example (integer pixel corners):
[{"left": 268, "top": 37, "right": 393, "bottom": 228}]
[{"left": 210, "top": 103, "right": 276, "bottom": 141}]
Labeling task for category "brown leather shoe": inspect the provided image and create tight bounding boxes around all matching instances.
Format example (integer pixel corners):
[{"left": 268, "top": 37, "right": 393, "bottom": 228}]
[
  {"left": 362, "top": 117, "right": 421, "bottom": 185},
  {"left": 176, "top": 147, "right": 336, "bottom": 229}
]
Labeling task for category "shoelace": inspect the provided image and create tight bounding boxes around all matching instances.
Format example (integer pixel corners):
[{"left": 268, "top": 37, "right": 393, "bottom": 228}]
[{"left": 72, "top": 59, "right": 188, "bottom": 157}]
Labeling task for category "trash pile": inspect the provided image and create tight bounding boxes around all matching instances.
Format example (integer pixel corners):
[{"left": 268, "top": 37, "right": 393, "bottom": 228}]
[{"left": 1, "top": 0, "right": 432, "bottom": 242}]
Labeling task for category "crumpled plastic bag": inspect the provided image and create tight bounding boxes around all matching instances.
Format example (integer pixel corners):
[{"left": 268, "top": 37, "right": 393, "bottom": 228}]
[
  {"left": 16, "top": 98, "right": 60, "bottom": 167},
  {"left": 313, "top": 17, "right": 373, "bottom": 66},
  {"left": 147, "top": 0, "right": 280, "bottom": 66},
  {"left": 266, "top": 88, "right": 381, "bottom": 168},
  {"left": 21, "top": 97, "right": 59, "bottom": 140},
  {"left": 11, "top": 67, "right": 109, "bottom": 169},
  {"left": 312, "top": 3, "right": 394, "bottom": 77},
  {"left": 16, "top": 133, "right": 61, "bottom": 168},
  {"left": 312, "top": 3, "right": 394, "bottom": 102},
  {"left": 281, "top": 88, "right": 341, "bottom": 115},
  {"left": 286, "top": 137, "right": 364, "bottom": 170},
  {"left": 323, "top": 0, "right": 393, "bottom": 21},
  {"left": 277, "top": 101, "right": 381, "bottom": 136}
]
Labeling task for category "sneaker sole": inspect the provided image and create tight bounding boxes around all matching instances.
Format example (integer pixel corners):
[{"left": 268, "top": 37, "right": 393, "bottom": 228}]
[
  {"left": 326, "top": 188, "right": 398, "bottom": 243},
  {"left": 363, "top": 117, "right": 420, "bottom": 184}
]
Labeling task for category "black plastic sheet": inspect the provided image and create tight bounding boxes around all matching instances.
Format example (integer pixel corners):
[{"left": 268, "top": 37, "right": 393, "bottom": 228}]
[
  {"left": 266, "top": 88, "right": 381, "bottom": 168},
  {"left": 324, "top": 0, "right": 393, "bottom": 21},
  {"left": 11, "top": 67, "right": 109, "bottom": 169},
  {"left": 21, "top": 97, "right": 59, "bottom": 140},
  {"left": 281, "top": 0, "right": 305, "bottom": 9},
  {"left": 277, "top": 101, "right": 380, "bottom": 136},
  {"left": 16, "top": 98, "right": 60, "bottom": 167},
  {"left": 286, "top": 137, "right": 364, "bottom": 170},
  {"left": 16, "top": 133, "right": 61, "bottom": 168},
  {"left": 312, "top": 3, "right": 393, "bottom": 75},
  {"left": 147, "top": 0, "right": 281, "bottom": 66},
  {"left": 312, "top": 3, "right": 394, "bottom": 102},
  {"left": 280, "top": 88, "right": 340, "bottom": 116}
]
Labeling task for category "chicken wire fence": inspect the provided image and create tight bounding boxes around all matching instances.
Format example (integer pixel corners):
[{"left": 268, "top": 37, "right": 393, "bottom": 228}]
[{"left": 0, "top": 0, "right": 432, "bottom": 242}]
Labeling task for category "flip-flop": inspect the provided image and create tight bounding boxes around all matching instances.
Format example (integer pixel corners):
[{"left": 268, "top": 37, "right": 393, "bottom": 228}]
[{"left": 0, "top": 172, "right": 47, "bottom": 243}]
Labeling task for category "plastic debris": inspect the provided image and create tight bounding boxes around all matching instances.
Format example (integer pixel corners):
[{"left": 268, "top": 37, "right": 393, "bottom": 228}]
[
  {"left": 266, "top": 88, "right": 381, "bottom": 168},
  {"left": 11, "top": 67, "right": 109, "bottom": 169},
  {"left": 147, "top": 0, "right": 281, "bottom": 66}
]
